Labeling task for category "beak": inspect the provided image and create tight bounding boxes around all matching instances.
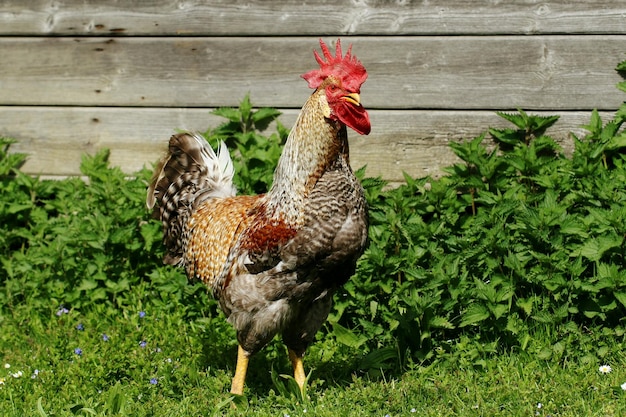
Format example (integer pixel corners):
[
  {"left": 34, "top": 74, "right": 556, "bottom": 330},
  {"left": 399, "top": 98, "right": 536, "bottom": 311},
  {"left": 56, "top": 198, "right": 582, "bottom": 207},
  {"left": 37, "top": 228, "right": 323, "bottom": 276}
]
[{"left": 342, "top": 93, "right": 362, "bottom": 106}]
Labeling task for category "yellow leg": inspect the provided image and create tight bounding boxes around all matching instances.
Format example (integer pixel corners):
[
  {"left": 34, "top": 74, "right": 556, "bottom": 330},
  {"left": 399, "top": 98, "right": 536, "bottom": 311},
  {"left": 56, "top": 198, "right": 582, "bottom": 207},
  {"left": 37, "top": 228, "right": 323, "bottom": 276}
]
[
  {"left": 288, "top": 348, "right": 306, "bottom": 392},
  {"left": 230, "top": 345, "right": 249, "bottom": 395}
]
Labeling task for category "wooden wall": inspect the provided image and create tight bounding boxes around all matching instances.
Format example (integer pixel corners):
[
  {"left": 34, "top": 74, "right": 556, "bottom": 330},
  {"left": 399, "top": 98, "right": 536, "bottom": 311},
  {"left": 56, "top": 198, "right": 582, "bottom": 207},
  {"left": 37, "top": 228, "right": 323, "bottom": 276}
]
[{"left": 1, "top": 1, "right": 625, "bottom": 183}]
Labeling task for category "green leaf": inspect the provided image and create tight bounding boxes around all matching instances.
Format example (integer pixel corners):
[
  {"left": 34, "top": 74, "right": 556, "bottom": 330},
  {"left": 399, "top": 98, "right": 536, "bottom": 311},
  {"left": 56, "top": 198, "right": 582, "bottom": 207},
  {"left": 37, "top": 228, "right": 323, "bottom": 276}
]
[
  {"left": 614, "top": 292, "right": 626, "bottom": 309},
  {"left": 459, "top": 304, "right": 490, "bottom": 327},
  {"left": 77, "top": 278, "right": 98, "bottom": 292},
  {"left": 105, "top": 382, "right": 127, "bottom": 414},
  {"left": 607, "top": 132, "right": 626, "bottom": 150},
  {"left": 36, "top": 398, "right": 49, "bottom": 417},
  {"left": 369, "top": 300, "right": 378, "bottom": 320},
  {"left": 497, "top": 110, "right": 528, "bottom": 130},
  {"left": 490, "top": 303, "right": 509, "bottom": 320},
  {"left": 330, "top": 321, "right": 368, "bottom": 348},
  {"left": 359, "top": 347, "right": 399, "bottom": 370},
  {"left": 211, "top": 107, "right": 241, "bottom": 123},
  {"left": 583, "top": 109, "right": 603, "bottom": 137},
  {"left": 251, "top": 107, "right": 281, "bottom": 131},
  {"left": 559, "top": 219, "right": 589, "bottom": 238},
  {"left": 239, "top": 93, "right": 253, "bottom": 123},
  {"left": 576, "top": 235, "right": 623, "bottom": 262},
  {"left": 516, "top": 297, "right": 534, "bottom": 316},
  {"left": 430, "top": 316, "right": 455, "bottom": 329},
  {"left": 489, "top": 127, "right": 522, "bottom": 145}
]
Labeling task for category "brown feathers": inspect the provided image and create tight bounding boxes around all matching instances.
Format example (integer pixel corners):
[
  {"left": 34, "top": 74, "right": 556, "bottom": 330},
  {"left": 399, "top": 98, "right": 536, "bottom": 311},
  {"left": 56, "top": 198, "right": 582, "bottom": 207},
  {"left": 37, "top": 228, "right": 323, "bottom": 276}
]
[{"left": 185, "top": 195, "right": 259, "bottom": 294}]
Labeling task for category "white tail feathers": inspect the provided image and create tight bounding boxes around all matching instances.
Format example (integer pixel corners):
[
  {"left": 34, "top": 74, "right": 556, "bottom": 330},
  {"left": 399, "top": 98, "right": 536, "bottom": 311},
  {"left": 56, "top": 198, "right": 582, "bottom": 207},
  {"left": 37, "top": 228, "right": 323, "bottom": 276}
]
[
  {"left": 147, "top": 132, "right": 236, "bottom": 209},
  {"left": 202, "top": 137, "right": 237, "bottom": 199}
]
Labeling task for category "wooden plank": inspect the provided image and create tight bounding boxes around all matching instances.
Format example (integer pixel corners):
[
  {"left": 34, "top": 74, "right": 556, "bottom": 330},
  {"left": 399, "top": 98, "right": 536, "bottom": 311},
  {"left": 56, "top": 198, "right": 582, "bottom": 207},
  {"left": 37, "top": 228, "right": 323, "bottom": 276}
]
[
  {"left": 1, "top": 36, "right": 624, "bottom": 110},
  {"left": 2, "top": 106, "right": 611, "bottom": 182},
  {"left": 1, "top": 1, "right": 625, "bottom": 36}
]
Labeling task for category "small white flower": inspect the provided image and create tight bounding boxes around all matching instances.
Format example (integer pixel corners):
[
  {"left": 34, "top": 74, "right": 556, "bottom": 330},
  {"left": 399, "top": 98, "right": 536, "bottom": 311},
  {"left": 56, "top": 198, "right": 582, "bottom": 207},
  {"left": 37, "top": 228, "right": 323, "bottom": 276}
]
[
  {"left": 537, "top": 403, "right": 543, "bottom": 409},
  {"left": 599, "top": 365, "right": 612, "bottom": 374},
  {"left": 3, "top": 364, "right": 10, "bottom": 369},
  {"left": 11, "top": 371, "right": 23, "bottom": 378},
  {"left": 411, "top": 409, "right": 417, "bottom": 413},
  {"left": 621, "top": 382, "right": 626, "bottom": 391}
]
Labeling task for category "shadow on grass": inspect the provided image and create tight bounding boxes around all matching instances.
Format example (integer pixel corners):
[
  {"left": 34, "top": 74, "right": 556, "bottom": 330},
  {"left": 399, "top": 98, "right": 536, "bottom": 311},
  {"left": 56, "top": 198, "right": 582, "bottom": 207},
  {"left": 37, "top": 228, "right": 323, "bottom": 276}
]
[{"left": 195, "top": 328, "right": 367, "bottom": 396}]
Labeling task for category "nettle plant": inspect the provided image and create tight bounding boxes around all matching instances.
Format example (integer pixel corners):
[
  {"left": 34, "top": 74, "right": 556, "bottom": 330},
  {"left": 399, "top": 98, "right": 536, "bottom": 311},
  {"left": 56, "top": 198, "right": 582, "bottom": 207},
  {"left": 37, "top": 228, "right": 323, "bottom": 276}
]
[
  {"left": 0, "top": 140, "right": 212, "bottom": 316},
  {"left": 337, "top": 60, "right": 626, "bottom": 367},
  {"left": 201, "top": 94, "right": 288, "bottom": 195}
]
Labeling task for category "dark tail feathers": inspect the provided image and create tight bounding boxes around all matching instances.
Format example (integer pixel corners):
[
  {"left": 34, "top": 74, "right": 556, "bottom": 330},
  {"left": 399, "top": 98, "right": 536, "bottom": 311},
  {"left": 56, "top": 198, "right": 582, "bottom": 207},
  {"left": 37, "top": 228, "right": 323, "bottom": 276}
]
[{"left": 147, "top": 132, "right": 235, "bottom": 265}]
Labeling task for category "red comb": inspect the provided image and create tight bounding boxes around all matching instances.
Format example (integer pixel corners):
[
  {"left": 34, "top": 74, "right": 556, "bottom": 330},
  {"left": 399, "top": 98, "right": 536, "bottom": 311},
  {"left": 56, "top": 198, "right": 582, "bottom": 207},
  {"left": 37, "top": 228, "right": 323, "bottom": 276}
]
[{"left": 301, "top": 39, "right": 368, "bottom": 92}]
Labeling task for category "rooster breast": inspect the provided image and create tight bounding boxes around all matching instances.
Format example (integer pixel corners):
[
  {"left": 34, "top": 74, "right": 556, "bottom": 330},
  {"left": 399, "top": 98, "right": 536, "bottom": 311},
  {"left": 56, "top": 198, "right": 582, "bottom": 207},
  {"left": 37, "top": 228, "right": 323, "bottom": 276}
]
[{"left": 223, "top": 155, "right": 368, "bottom": 355}]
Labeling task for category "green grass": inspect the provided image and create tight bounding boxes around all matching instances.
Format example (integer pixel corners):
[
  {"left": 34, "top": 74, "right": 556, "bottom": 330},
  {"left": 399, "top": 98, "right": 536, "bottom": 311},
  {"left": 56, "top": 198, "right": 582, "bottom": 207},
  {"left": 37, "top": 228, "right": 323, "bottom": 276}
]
[{"left": 1, "top": 300, "right": 625, "bottom": 416}]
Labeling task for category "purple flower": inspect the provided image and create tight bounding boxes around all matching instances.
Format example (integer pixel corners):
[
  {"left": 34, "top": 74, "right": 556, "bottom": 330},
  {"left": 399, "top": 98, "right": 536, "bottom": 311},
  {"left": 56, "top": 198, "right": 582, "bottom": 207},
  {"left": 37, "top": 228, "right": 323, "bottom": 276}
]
[
  {"left": 150, "top": 378, "right": 158, "bottom": 385},
  {"left": 102, "top": 333, "right": 109, "bottom": 342},
  {"left": 56, "top": 307, "right": 69, "bottom": 316},
  {"left": 139, "top": 311, "right": 146, "bottom": 318},
  {"left": 74, "top": 348, "right": 82, "bottom": 355},
  {"left": 76, "top": 323, "right": 84, "bottom": 331},
  {"left": 139, "top": 341, "right": 147, "bottom": 348}
]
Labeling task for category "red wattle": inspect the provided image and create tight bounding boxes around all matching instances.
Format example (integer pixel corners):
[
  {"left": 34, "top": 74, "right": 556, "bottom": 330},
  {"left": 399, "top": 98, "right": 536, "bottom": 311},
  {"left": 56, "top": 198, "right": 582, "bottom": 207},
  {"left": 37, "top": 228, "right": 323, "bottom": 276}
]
[{"left": 336, "top": 102, "right": 371, "bottom": 135}]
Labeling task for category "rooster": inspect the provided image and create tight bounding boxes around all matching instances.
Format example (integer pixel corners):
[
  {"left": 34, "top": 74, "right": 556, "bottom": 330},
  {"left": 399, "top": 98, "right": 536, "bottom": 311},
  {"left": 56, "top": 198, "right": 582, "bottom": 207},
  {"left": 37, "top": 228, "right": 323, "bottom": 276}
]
[{"left": 147, "top": 38, "right": 370, "bottom": 395}]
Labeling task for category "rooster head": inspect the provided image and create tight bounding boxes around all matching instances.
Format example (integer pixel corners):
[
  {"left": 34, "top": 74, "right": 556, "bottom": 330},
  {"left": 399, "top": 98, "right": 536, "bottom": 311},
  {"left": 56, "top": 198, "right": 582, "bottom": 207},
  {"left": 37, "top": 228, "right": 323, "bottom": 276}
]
[{"left": 301, "top": 39, "right": 371, "bottom": 135}]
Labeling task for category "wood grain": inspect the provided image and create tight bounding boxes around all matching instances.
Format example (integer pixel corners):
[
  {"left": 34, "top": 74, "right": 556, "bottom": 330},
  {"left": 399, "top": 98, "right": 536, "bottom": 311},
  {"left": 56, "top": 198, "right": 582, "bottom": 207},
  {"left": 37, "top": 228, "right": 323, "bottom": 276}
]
[
  {"left": 2, "top": 106, "right": 610, "bottom": 183},
  {"left": 1, "top": 36, "right": 624, "bottom": 110},
  {"left": 1, "top": 1, "right": 625, "bottom": 36},
  {"left": 1, "top": 2, "right": 625, "bottom": 182}
]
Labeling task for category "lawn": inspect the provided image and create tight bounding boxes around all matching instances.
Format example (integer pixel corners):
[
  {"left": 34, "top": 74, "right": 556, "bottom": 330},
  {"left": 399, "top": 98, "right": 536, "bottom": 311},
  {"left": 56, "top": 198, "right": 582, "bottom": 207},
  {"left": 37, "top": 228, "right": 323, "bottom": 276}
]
[{"left": 1, "top": 300, "right": 625, "bottom": 416}]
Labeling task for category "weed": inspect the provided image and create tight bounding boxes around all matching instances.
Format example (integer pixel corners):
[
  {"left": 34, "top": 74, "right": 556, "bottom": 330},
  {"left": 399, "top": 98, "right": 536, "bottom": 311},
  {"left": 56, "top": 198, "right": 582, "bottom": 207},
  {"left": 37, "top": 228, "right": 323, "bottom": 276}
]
[{"left": 336, "top": 59, "right": 626, "bottom": 372}]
